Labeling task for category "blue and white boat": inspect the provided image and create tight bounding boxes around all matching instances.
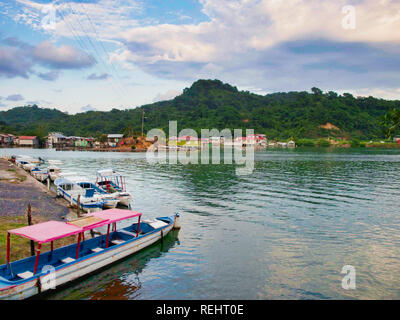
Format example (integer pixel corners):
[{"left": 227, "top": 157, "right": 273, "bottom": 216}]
[
  {"left": 96, "top": 169, "right": 132, "bottom": 206},
  {"left": 0, "top": 209, "right": 181, "bottom": 300},
  {"left": 31, "top": 167, "right": 49, "bottom": 182},
  {"left": 68, "top": 177, "right": 119, "bottom": 209},
  {"left": 54, "top": 177, "right": 104, "bottom": 212}
]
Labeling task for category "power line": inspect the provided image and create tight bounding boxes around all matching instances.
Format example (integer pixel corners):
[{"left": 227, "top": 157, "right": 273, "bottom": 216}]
[
  {"left": 76, "top": 0, "right": 131, "bottom": 102},
  {"left": 63, "top": 2, "right": 129, "bottom": 102}
]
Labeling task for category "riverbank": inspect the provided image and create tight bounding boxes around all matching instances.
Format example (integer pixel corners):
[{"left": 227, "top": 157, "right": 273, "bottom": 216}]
[{"left": 0, "top": 158, "right": 77, "bottom": 264}]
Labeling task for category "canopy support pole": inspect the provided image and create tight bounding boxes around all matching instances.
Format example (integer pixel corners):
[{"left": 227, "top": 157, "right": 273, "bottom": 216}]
[
  {"left": 136, "top": 216, "right": 141, "bottom": 237},
  {"left": 6, "top": 232, "right": 10, "bottom": 264},
  {"left": 106, "top": 224, "right": 110, "bottom": 248},
  {"left": 76, "top": 233, "right": 81, "bottom": 259},
  {"left": 34, "top": 243, "right": 41, "bottom": 274}
]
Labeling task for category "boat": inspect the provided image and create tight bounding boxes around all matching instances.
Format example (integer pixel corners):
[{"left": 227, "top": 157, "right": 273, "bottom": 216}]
[
  {"left": 67, "top": 176, "right": 119, "bottom": 209},
  {"left": 15, "top": 159, "right": 30, "bottom": 168},
  {"left": 48, "top": 166, "right": 62, "bottom": 181},
  {"left": 0, "top": 209, "right": 181, "bottom": 300},
  {"left": 31, "top": 167, "right": 49, "bottom": 182},
  {"left": 77, "top": 181, "right": 119, "bottom": 209},
  {"left": 54, "top": 177, "right": 104, "bottom": 212},
  {"left": 96, "top": 169, "right": 132, "bottom": 206},
  {"left": 22, "top": 162, "right": 36, "bottom": 171}
]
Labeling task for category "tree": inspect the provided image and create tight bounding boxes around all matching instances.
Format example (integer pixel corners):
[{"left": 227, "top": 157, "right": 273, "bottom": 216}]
[{"left": 311, "top": 87, "right": 323, "bottom": 95}]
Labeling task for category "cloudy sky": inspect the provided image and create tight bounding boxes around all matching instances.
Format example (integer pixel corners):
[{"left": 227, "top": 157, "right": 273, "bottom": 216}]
[{"left": 0, "top": 0, "right": 399, "bottom": 113}]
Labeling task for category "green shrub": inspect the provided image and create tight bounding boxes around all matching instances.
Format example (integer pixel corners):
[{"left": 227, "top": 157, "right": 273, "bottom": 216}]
[
  {"left": 131, "top": 145, "right": 136, "bottom": 151},
  {"left": 295, "top": 139, "right": 315, "bottom": 147},
  {"left": 316, "top": 139, "right": 331, "bottom": 147}
]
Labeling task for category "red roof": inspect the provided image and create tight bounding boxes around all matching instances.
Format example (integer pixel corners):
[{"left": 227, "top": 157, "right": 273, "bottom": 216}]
[{"left": 18, "top": 136, "right": 37, "bottom": 140}]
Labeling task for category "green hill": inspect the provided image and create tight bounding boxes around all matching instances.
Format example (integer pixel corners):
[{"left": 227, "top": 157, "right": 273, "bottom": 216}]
[{"left": 0, "top": 79, "right": 399, "bottom": 140}]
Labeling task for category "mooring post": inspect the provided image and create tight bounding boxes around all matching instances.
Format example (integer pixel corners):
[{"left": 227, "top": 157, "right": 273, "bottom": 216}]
[
  {"left": 27, "top": 203, "right": 35, "bottom": 256},
  {"left": 76, "top": 194, "right": 81, "bottom": 217}
]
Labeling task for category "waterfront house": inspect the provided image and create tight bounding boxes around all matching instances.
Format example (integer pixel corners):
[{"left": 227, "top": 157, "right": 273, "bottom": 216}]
[
  {"left": 16, "top": 136, "right": 39, "bottom": 148},
  {"left": 287, "top": 140, "right": 296, "bottom": 148},
  {"left": 47, "top": 132, "right": 67, "bottom": 148},
  {"left": 0, "top": 134, "right": 15, "bottom": 146},
  {"left": 74, "top": 137, "right": 94, "bottom": 148},
  {"left": 107, "top": 134, "right": 124, "bottom": 147},
  {"left": 234, "top": 134, "right": 267, "bottom": 147}
]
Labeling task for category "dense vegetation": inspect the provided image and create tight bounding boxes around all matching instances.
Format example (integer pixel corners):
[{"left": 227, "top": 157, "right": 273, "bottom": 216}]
[{"left": 1, "top": 79, "right": 399, "bottom": 140}]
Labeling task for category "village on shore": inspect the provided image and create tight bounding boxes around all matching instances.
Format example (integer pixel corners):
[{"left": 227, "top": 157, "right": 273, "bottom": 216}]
[{"left": 0, "top": 132, "right": 296, "bottom": 151}]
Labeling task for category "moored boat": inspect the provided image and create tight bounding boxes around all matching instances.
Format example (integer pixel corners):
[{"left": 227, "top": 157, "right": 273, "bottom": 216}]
[
  {"left": 75, "top": 180, "right": 119, "bottom": 209},
  {"left": 48, "top": 165, "right": 62, "bottom": 181},
  {"left": 31, "top": 167, "right": 49, "bottom": 182},
  {"left": 54, "top": 177, "right": 104, "bottom": 212},
  {"left": 0, "top": 209, "right": 181, "bottom": 300},
  {"left": 96, "top": 169, "right": 132, "bottom": 206}
]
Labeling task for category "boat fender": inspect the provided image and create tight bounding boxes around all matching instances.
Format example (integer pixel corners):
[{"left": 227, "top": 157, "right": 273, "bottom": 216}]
[{"left": 160, "top": 229, "right": 164, "bottom": 243}]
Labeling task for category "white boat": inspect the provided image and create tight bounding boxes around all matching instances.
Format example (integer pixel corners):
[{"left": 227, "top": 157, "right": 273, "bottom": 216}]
[
  {"left": 96, "top": 169, "right": 132, "bottom": 207},
  {"left": 67, "top": 176, "right": 119, "bottom": 209},
  {"left": 54, "top": 177, "right": 104, "bottom": 212},
  {"left": 48, "top": 166, "right": 62, "bottom": 181},
  {"left": 0, "top": 209, "right": 180, "bottom": 300},
  {"left": 30, "top": 167, "right": 49, "bottom": 182},
  {"left": 22, "top": 163, "right": 36, "bottom": 171}
]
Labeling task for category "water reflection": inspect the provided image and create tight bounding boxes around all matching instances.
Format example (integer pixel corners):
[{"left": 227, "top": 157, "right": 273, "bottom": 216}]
[{"left": 45, "top": 230, "right": 180, "bottom": 300}]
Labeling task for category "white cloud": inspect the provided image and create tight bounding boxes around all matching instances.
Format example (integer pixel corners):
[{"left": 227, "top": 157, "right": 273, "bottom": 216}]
[{"left": 152, "top": 89, "right": 182, "bottom": 102}]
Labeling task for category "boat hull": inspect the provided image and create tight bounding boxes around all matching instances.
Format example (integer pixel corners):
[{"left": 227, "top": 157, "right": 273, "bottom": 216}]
[{"left": 0, "top": 221, "right": 174, "bottom": 300}]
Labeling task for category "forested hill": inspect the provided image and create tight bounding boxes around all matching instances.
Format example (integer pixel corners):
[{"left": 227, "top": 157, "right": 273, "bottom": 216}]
[{"left": 1, "top": 79, "right": 399, "bottom": 140}]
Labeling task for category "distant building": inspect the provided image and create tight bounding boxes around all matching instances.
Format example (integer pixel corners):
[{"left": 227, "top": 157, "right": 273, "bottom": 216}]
[
  {"left": 47, "top": 132, "right": 67, "bottom": 148},
  {"left": 16, "top": 136, "right": 39, "bottom": 148},
  {"left": 287, "top": 140, "right": 296, "bottom": 148},
  {"left": 394, "top": 136, "right": 400, "bottom": 143},
  {"left": 74, "top": 137, "right": 94, "bottom": 148},
  {"left": 107, "top": 134, "right": 124, "bottom": 147},
  {"left": 234, "top": 134, "right": 267, "bottom": 147},
  {"left": 0, "top": 134, "right": 15, "bottom": 146}
]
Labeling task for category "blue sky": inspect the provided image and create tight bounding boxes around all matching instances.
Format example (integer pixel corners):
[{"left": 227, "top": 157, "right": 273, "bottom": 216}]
[{"left": 0, "top": 0, "right": 399, "bottom": 113}]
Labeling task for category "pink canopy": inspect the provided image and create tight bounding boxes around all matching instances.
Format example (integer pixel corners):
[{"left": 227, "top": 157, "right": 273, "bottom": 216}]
[
  {"left": 8, "top": 221, "right": 83, "bottom": 244},
  {"left": 88, "top": 208, "right": 142, "bottom": 223}
]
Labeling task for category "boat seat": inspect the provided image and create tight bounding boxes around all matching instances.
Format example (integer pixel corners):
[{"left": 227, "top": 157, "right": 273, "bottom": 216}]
[
  {"left": 111, "top": 239, "right": 125, "bottom": 245},
  {"left": 17, "top": 271, "right": 34, "bottom": 279},
  {"left": 61, "top": 257, "right": 75, "bottom": 264},
  {"left": 91, "top": 247, "right": 103, "bottom": 253},
  {"left": 119, "top": 230, "right": 136, "bottom": 237}
]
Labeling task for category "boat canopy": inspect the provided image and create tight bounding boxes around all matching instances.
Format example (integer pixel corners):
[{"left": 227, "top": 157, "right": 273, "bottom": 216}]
[
  {"left": 54, "top": 177, "right": 73, "bottom": 186},
  {"left": 8, "top": 209, "right": 142, "bottom": 244},
  {"left": 88, "top": 208, "right": 141, "bottom": 223},
  {"left": 6, "top": 209, "right": 143, "bottom": 274},
  {"left": 97, "top": 169, "right": 121, "bottom": 177},
  {"left": 8, "top": 221, "right": 82, "bottom": 244}
]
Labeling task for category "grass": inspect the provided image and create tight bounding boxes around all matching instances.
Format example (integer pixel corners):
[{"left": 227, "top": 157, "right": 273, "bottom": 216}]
[{"left": 0, "top": 216, "right": 77, "bottom": 265}]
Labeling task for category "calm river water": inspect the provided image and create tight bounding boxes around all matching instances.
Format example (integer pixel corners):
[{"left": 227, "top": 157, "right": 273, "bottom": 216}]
[{"left": 3, "top": 147, "right": 400, "bottom": 299}]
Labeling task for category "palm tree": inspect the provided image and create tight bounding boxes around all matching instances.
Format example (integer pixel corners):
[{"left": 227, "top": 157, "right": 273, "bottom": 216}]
[{"left": 383, "top": 108, "right": 400, "bottom": 138}]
